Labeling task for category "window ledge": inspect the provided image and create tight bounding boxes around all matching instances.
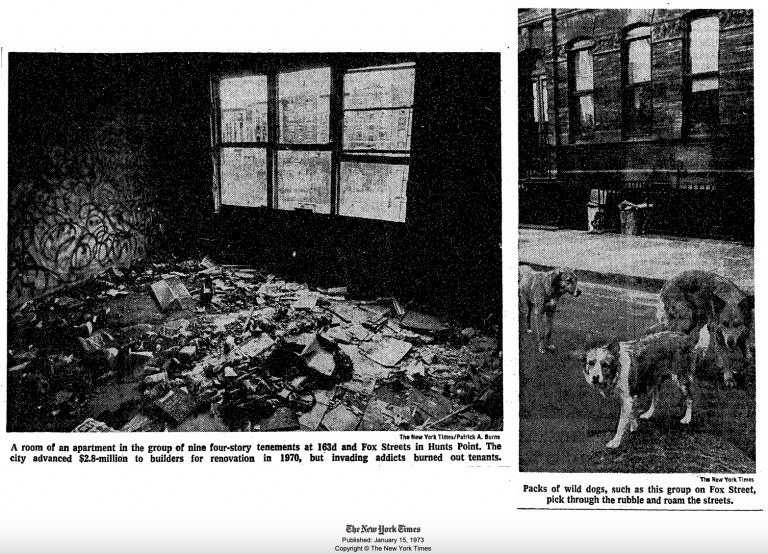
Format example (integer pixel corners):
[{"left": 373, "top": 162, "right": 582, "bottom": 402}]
[{"left": 623, "top": 134, "right": 658, "bottom": 143}]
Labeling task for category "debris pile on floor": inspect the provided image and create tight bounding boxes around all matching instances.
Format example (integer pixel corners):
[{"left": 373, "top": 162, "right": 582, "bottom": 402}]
[{"left": 7, "top": 258, "right": 502, "bottom": 432}]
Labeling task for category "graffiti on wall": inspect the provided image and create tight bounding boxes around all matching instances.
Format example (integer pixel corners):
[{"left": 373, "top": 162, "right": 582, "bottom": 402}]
[{"left": 8, "top": 118, "right": 156, "bottom": 308}]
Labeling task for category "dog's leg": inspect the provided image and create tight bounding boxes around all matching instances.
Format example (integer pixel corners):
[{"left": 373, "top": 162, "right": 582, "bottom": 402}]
[
  {"left": 543, "top": 311, "right": 555, "bottom": 352},
  {"left": 717, "top": 350, "right": 737, "bottom": 388},
  {"left": 525, "top": 301, "right": 533, "bottom": 334},
  {"left": 630, "top": 396, "right": 639, "bottom": 432},
  {"left": 639, "top": 388, "right": 658, "bottom": 420},
  {"left": 671, "top": 374, "right": 693, "bottom": 424},
  {"left": 534, "top": 311, "right": 546, "bottom": 354},
  {"left": 606, "top": 396, "right": 634, "bottom": 448}
]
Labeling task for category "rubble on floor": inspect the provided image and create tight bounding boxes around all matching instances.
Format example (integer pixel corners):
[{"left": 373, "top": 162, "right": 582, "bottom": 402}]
[{"left": 7, "top": 257, "right": 502, "bottom": 433}]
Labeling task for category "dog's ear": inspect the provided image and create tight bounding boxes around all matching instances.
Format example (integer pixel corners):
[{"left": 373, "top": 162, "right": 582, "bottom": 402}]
[
  {"left": 545, "top": 269, "right": 561, "bottom": 295},
  {"left": 710, "top": 294, "right": 727, "bottom": 317},
  {"left": 569, "top": 348, "right": 586, "bottom": 361},
  {"left": 739, "top": 295, "right": 755, "bottom": 317}
]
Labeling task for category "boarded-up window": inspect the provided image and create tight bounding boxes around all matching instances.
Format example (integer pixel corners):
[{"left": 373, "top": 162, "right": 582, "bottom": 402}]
[
  {"left": 219, "top": 76, "right": 268, "bottom": 206},
  {"left": 341, "top": 63, "right": 415, "bottom": 221}
]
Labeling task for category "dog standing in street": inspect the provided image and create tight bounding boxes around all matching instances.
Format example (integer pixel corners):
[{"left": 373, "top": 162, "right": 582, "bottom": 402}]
[
  {"left": 658, "top": 270, "right": 754, "bottom": 387},
  {"left": 583, "top": 330, "right": 697, "bottom": 449},
  {"left": 519, "top": 265, "right": 582, "bottom": 354}
]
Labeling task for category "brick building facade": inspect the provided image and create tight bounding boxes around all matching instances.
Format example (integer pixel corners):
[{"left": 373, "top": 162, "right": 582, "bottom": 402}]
[{"left": 518, "top": 8, "right": 753, "bottom": 243}]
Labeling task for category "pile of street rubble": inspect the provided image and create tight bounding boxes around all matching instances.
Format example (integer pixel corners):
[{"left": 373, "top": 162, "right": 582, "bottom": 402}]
[{"left": 8, "top": 257, "right": 502, "bottom": 433}]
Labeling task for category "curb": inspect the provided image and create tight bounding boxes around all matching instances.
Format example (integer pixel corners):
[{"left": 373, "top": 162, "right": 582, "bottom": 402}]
[{"left": 519, "top": 262, "right": 666, "bottom": 293}]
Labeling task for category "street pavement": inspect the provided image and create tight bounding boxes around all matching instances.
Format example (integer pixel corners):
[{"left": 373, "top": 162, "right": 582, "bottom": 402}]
[
  {"left": 518, "top": 281, "right": 756, "bottom": 472},
  {"left": 518, "top": 228, "right": 754, "bottom": 293}
]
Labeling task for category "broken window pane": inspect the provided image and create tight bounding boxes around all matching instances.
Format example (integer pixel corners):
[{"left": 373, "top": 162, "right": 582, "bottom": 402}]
[
  {"left": 220, "top": 76, "right": 268, "bottom": 143},
  {"left": 576, "top": 94, "right": 595, "bottom": 135},
  {"left": 277, "top": 150, "right": 331, "bottom": 213},
  {"left": 625, "top": 85, "right": 653, "bottom": 135},
  {"left": 221, "top": 148, "right": 267, "bottom": 207},
  {"left": 690, "top": 16, "right": 719, "bottom": 75},
  {"left": 689, "top": 88, "right": 719, "bottom": 135},
  {"left": 339, "top": 162, "right": 408, "bottom": 223},
  {"left": 344, "top": 65, "right": 415, "bottom": 110},
  {"left": 278, "top": 67, "right": 331, "bottom": 144},
  {"left": 343, "top": 109, "right": 413, "bottom": 151}
]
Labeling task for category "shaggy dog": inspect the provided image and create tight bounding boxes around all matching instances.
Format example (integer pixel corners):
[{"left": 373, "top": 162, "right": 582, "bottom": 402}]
[{"left": 658, "top": 270, "right": 753, "bottom": 387}]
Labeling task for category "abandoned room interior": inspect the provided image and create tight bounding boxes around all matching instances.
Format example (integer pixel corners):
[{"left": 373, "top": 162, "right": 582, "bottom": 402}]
[{"left": 6, "top": 53, "right": 502, "bottom": 433}]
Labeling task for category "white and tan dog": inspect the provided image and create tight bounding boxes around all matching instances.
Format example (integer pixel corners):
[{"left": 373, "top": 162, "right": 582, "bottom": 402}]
[
  {"left": 583, "top": 330, "right": 697, "bottom": 448},
  {"left": 519, "top": 265, "right": 582, "bottom": 354}
]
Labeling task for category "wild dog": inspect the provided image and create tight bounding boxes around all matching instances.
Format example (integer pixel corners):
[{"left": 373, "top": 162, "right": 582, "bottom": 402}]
[
  {"left": 582, "top": 331, "right": 696, "bottom": 449},
  {"left": 658, "top": 270, "right": 754, "bottom": 387},
  {"left": 519, "top": 265, "right": 582, "bottom": 354}
]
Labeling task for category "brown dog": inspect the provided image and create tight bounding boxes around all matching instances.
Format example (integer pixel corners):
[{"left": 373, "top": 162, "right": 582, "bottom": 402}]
[
  {"left": 519, "top": 265, "right": 582, "bottom": 354},
  {"left": 658, "top": 270, "right": 754, "bottom": 387}
]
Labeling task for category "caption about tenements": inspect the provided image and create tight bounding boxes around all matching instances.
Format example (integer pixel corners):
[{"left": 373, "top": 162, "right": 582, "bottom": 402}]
[
  {"left": 523, "top": 477, "right": 756, "bottom": 508},
  {"left": 8, "top": 432, "right": 502, "bottom": 465}
]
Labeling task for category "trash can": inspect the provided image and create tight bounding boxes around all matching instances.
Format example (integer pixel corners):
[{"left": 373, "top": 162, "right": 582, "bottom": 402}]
[
  {"left": 618, "top": 200, "right": 653, "bottom": 235},
  {"left": 587, "top": 189, "right": 616, "bottom": 232}
]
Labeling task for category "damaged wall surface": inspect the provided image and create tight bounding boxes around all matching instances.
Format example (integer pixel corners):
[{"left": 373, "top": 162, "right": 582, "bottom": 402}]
[
  {"left": 8, "top": 117, "right": 152, "bottom": 308},
  {"left": 8, "top": 54, "right": 213, "bottom": 308}
]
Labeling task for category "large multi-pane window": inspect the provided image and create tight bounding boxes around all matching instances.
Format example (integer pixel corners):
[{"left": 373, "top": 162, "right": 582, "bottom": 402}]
[
  {"left": 687, "top": 15, "right": 720, "bottom": 136},
  {"left": 569, "top": 40, "right": 595, "bottom": 140},
  {"left": 624, "top": 26, "right": 652, "bottom": 136},
  {"left": 213, "top": 62, "right": 414, "bottom": 223}
]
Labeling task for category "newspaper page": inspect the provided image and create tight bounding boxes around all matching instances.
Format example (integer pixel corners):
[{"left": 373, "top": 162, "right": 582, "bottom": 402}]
[{"left": 0, "top": 2, "right": 764, "bottom": 554}]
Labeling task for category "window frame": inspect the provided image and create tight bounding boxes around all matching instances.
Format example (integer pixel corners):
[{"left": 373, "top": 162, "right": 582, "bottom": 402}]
[
  {"left": 211, "top": 60, "right": 416, "bottom": 222},
  {"left": 568, "top": 39, "right": 596, "bottom": 142},
  {"left": 622, "top": 25, "right": 653, "bottom": 138},
  {"left": 685, "top": 13, "right": 721, "bottom": 138}
]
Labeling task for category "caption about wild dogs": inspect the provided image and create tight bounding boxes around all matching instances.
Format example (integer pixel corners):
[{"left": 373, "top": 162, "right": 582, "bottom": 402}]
[
  {"left": 8, "top": 432, "right": 502, "bottom": 465},
  {"left": 523, "top": 476, "right": 756, "bottom": 508}
]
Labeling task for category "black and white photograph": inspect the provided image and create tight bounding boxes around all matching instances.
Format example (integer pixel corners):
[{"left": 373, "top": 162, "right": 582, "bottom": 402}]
[
  {"left": 518, "top": 8, "right": 755, "bottom": 473},
  {"left": 7, "top": 52, "right": 502, "bottom": 434}
]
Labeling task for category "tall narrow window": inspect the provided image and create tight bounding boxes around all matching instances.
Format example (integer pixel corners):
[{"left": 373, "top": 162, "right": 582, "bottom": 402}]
[
  {"left": 277, "top": 67, "right": 332, "bottom": 213},
  {"left": 688, "top": 15, "right": 720, "bottom": 135},
  {"left": 340, "top": 63, "right": 415, "bottom": 223},
  {"left": 218, "top": 76, "right": 269, "bottom": 207},
  {"left": 532, "top": 75, "right": 548, "bottom": 124},
  {"left": 569, "top": 40, "right": 595, "bottom": 140},
  {"left": 624, "top": 26, "right": 652, "bottom": 136}
]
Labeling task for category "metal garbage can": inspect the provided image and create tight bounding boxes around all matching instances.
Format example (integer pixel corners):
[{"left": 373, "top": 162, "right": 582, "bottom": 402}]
[{"left": 618, "top": 200, "right": 653, "bottom": 235}]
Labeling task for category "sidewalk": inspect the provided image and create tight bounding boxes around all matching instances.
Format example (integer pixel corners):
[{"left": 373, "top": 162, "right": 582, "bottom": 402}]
[{"left": 518, "top": 228, "right": 754, "bottom": 293}]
